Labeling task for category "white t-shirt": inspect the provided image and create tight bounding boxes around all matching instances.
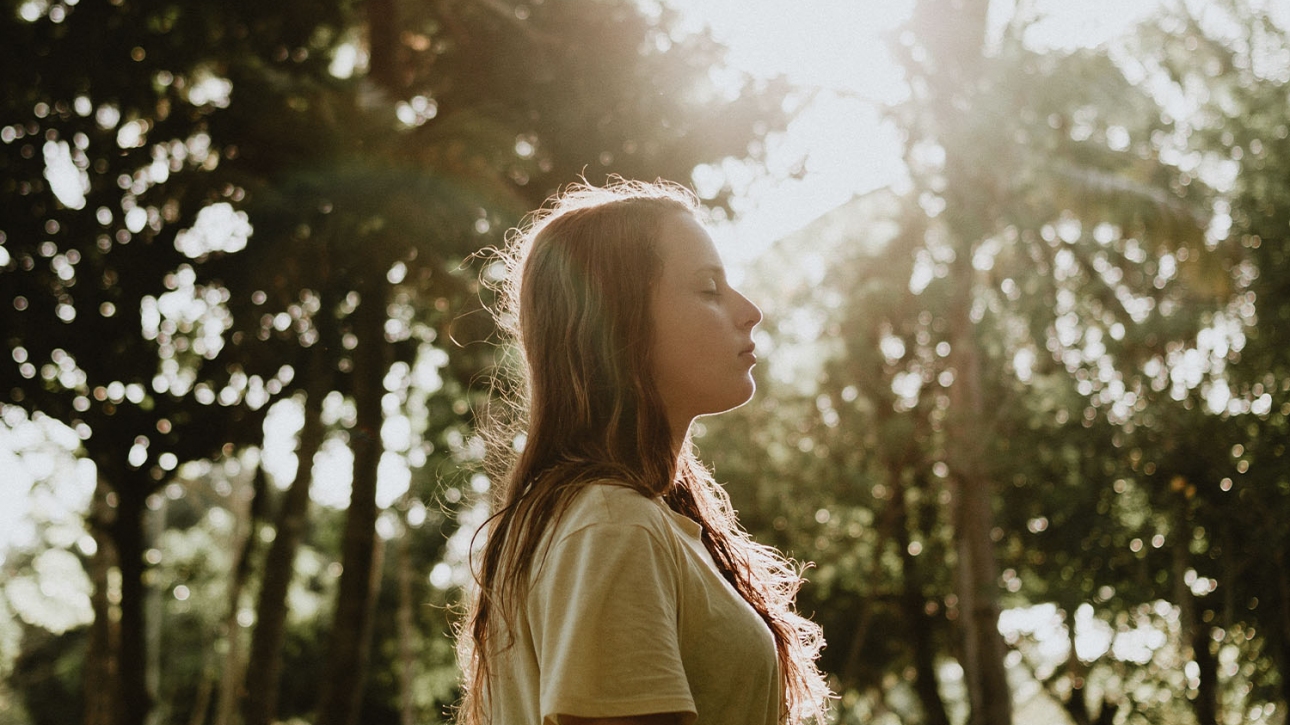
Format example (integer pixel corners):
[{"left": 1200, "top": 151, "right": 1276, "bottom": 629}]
[{"left": 488, "top": 482, "right": 782, "bottom": 725}]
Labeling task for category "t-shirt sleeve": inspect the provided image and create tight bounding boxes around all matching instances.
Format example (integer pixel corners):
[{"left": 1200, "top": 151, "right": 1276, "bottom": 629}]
[{"left": 529, "top": 521, "right": 697, "bottom": 724}]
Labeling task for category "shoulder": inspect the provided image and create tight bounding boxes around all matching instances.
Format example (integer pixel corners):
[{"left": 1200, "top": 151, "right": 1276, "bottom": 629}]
[
  {"left": 534, "top": 481, "right": 685, "bottom": 566},
  {"left": 555, "top": 480, "right": 672, "bottom": 536},
  {"left": 531, "top": 481, "right": 684, "bottom": 587}
]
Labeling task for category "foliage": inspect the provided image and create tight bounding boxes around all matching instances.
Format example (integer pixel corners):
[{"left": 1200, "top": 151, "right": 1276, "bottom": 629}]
[
  {"left": 3, "top": 0, "right": 1290, "bottom": 724},
  {"left": 702, "top": 2, "right": 1290, "bottom": 724},
  {"left": 1, "top": 0, "right": 788, "bottom": 722}
]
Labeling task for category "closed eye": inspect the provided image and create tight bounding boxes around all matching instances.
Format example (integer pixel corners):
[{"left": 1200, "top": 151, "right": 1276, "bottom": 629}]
[{"left": 694, "top": 266, "right": 727, "bottom": 297}]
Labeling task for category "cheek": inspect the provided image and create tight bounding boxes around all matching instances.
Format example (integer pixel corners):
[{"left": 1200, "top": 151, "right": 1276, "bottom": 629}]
[
  {"left": 650, "top": 300, "right": 694, "bottom": 360},
  {"left": 650, "top": 313, "right": 709, "bottom": 392},
  {"left": 660, "top": 313, "right": 712, "bottom": 361},
  {"left": 651, "top": 323, "right": 695, "bottom": 381}
]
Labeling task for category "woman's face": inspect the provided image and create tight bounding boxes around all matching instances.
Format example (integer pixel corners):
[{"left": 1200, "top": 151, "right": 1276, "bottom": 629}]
[{"left": 649, "top": 212, "right": 763, "bottom": 441}]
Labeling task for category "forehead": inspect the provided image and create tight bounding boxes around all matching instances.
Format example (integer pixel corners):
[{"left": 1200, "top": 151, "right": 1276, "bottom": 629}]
[{"left": 656, "top": 212, "right": 722, "bottom": 272}]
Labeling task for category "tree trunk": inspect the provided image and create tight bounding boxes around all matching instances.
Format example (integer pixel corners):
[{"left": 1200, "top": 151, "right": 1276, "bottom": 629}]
[
  {"left": 1171, "top": 502, "right": 1219, "bottom": 725},
  {"left": 1191, "top": 608, "right": 1220, "bottom": 725},
  {"left": 84, "top": 476, "right": 121, "bottom": 725},
  {"left": 213, "top": 465, "right": 269, "bottom": 725},
  {"left": 395, "top": 504, "right": 418, "bottom": 725},
  {"left": 839, "top": 472, "right": 900, "bottom": 685},
  {"left": 187, "top": 662, "right": 215, "bottom": 725},
  {"left": 111, "top": 479, "right": 153, "bottom": 725},
  {"left": 946, "top": 258, "right": 1012, "bottom": 725},
  {"left": 366, "top": 0, "right": 402, "bottom": 91},
  {"left": 315, "top": 288, "right": 388, "bottom": 725},
  {"left": 145, "top": 496, "right": 166, "bottom": 724},
  {"left": 243, "top": 347, "right": 330, "bottom": 725},
  {"left": 1280, "top": 639, "right": 1290, "bottom": 724},
  {"left": 900, "top": 0, "right": 1013, "bottom": 714},
  {"left": 1061, "top": 609, "right": 1091, "bottom": 725},
  {"left": 894, "top": 470, "right": 951, "bottom": 725},
  {"left": 1276, "top": 548, "right": 1290, "bottom": 715}
]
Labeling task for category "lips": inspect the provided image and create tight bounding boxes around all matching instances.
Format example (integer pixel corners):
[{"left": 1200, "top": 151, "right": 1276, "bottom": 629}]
[{"left": 740, "top": 343, "right": 757, "bottom": 361}]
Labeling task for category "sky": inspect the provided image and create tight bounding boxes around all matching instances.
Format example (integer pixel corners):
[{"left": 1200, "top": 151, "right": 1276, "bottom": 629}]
[
  {"left": 674, "top": 0, "right": 1290, "bottom": 268},
  {"left": 671, "top": 0, "right": 916, "bottom": 265}
]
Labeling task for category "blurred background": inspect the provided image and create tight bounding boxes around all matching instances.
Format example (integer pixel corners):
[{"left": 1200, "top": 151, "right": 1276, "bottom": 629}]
[{"left": 2, "top": 0, "right": 1288, "bottom": 723}]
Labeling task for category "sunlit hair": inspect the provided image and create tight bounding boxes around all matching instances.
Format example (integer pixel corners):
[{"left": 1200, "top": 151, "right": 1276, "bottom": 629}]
[{"left": 454, "top": 178, "right": 831, "bottom": 725}]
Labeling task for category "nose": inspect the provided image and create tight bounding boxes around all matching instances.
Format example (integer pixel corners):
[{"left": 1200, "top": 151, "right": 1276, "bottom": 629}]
[{"left": 736, "top": 289, "right": 762, "bottom": 329}]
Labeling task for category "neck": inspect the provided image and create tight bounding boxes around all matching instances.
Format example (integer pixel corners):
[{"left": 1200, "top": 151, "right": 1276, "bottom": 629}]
[
  {"left": 670, "top": 419, "right": 692, "bottom": 467},
  {"left": 670, "top": 415, "right": 691, "bottom": 454}
]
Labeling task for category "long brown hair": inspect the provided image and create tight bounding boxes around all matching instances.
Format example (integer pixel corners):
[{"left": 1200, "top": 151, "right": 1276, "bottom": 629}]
[{"left": 456, "top": 179, "right": 830, "bottom": 724}]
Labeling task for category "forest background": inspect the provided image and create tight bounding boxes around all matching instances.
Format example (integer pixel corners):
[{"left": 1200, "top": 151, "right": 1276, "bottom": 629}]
[{"left": 1, "top": 0, "right": 1288, "bottom": 724}]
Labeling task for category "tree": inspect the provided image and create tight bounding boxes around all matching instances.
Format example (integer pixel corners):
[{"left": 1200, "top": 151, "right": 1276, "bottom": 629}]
[
  {"left": 700, "top": 4, "right": 1254, "bottom": 723},
  {"left": 1172, "top": 2, "right": 1290, "bottom": 710},
  {"left": 4, "top": 1, "right": 792, "bottom": 724},
  {"left": 1, "top": 2, "right": 281, "bottom": 722},
  {"left": 884, "top": 1, "right": 1227, "bottom": 720},
  {"left": 188, "top": 0, "right": 792, "bottom": 720}
]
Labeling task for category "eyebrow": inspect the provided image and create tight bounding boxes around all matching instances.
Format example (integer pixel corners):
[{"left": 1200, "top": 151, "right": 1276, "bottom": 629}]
[{"left": 692, "top": 264, "right": 726, "bottom": 278}]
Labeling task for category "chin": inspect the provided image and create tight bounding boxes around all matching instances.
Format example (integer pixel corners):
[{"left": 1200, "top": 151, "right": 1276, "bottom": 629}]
[
  {"left": 715, "top": 383, "right": 758, "bottom": 415},
  {"left": 674, "top": 378, "right": 758, "bottom": 421}
]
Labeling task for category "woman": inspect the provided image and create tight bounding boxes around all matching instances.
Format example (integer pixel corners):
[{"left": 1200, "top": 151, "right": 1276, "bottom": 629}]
[{"left": 456, "top": 179, "right": 830, "bottom": 725}]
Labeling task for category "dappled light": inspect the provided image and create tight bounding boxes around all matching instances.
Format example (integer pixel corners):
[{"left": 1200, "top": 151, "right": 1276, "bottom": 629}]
[{"left": 3, "top": 0, "right": 1290, "bottom": 724}]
